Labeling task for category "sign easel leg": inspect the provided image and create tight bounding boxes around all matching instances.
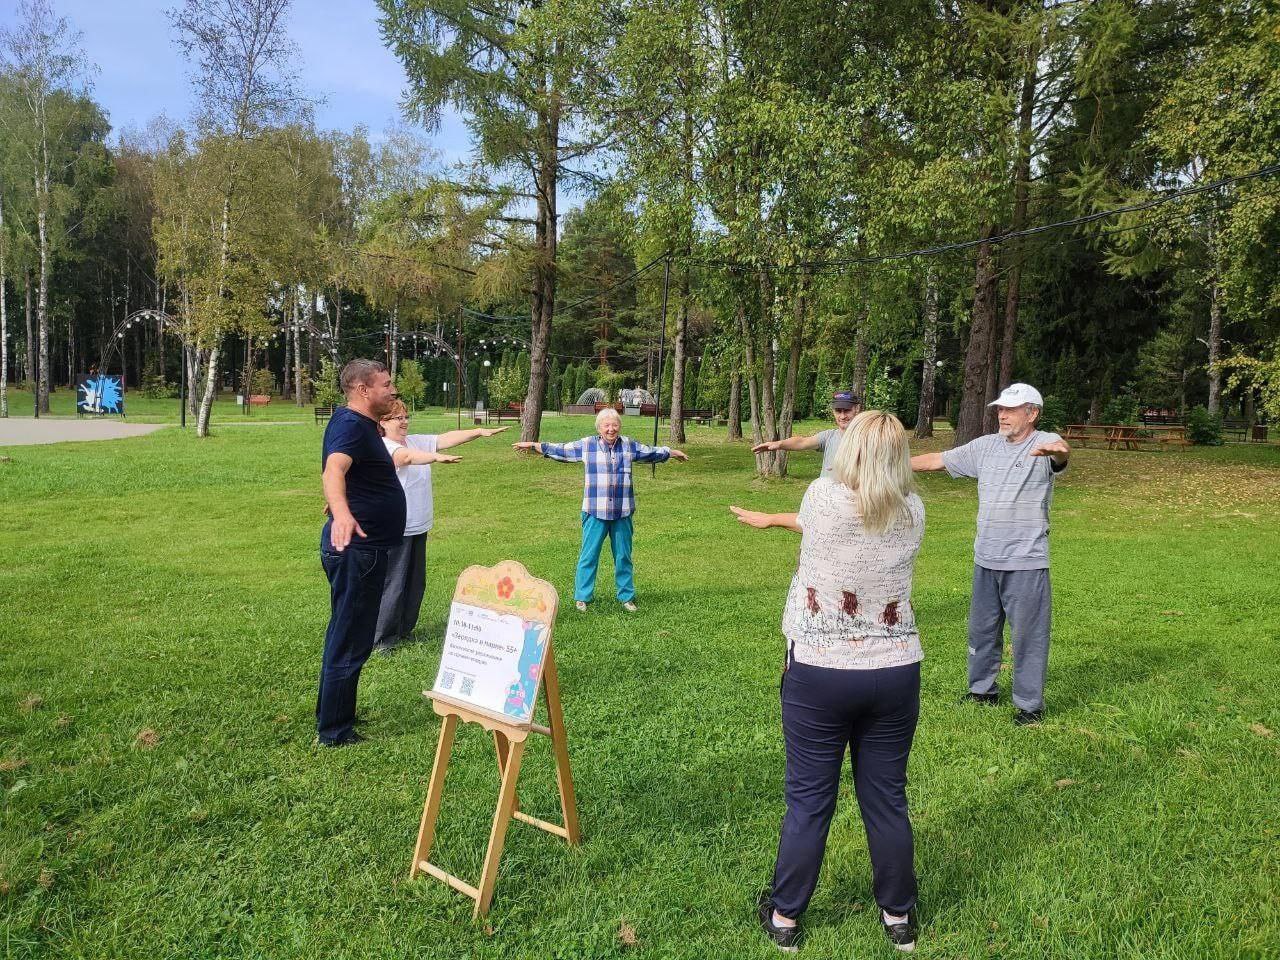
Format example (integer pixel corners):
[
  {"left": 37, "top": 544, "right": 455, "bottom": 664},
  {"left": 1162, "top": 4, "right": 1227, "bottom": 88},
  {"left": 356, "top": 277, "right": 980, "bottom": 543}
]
[
  {"left": 542, "top": 651, "right": 581, "bottom": 844},
  {"left": 410, "top": 713, "right": 458, "bottom": 880},
  {"left": 493, "top": 730, "right": 521, "bottom": 812},
  {"left": 474, "top": 738, "right": 526, "bottom": 917}
]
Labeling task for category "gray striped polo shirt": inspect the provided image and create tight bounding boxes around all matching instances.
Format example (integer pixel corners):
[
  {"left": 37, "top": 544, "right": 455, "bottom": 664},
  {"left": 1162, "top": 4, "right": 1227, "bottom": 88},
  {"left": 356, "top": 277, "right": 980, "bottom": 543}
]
[{"left": 942, "top": 430, "right": 1066, "bottom": 571}]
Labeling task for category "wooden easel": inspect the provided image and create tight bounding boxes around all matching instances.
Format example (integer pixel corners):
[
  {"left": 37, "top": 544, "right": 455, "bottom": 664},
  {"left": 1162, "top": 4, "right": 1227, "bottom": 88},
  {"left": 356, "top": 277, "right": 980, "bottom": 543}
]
[{"left": 409, "top": 561, "right": 581, "bottom": 918}]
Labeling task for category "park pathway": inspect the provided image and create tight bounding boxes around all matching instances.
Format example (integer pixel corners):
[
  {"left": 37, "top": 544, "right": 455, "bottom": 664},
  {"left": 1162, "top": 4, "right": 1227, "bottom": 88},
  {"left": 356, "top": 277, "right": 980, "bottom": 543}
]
[{"left": 0, "top": 418, "right": 167, "bottom": 446}]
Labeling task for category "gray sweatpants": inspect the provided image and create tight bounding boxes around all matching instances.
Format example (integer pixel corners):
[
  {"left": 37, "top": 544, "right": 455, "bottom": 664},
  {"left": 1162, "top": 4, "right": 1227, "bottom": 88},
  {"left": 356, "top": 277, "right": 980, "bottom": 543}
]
[{"left": 968, "top": 565, "right": 1051, "bottom": 712}]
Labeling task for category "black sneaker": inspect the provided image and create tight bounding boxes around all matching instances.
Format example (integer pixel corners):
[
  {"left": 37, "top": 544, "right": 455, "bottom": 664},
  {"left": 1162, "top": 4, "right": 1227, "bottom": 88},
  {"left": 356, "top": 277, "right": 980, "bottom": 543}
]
[
  {"left": 1014, "top": 709, "right": 1044, "bottom": 726},
  {"left": 963, "top": 691, "right": 999, "bottom": 706},
  {"left": 756, "top": 890, "right": 800, "bottom": 952},
  {"left": 881, "top": 909, "right": 917, "bottom": 952},
  {"left": 320, "top": 730, "right": 366, "bottom": 748}
]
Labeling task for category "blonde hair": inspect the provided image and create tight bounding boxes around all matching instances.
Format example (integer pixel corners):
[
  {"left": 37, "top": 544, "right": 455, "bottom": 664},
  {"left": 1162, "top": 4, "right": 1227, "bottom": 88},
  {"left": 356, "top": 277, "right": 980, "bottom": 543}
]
[
  {"left": 830, "top": 410, "right": 917, "bottom": 535},
  {"left": 595, "top": 407, "right": 621, "bottom": 430},
  {"left": 381, "top": 398, "right": 408, "bottom": 421}
]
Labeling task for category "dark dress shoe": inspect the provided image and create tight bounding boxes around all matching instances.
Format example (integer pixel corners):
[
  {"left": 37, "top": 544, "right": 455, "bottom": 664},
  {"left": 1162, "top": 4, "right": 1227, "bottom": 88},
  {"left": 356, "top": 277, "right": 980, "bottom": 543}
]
[
  {"left": 320, "top": 730, "right": 366, "bottom": 747},
  {"left": 1014, "top": 709, "right": 1044, "bottom": 726},
  {"left": 881, "top": 909, "right": 918, "bottom": 952},
  {"left": 756, "top": 890, "right": 800, "bottom": 952},
  {"left": 963, "top": 691, "right": 999, "bottom": 706}
]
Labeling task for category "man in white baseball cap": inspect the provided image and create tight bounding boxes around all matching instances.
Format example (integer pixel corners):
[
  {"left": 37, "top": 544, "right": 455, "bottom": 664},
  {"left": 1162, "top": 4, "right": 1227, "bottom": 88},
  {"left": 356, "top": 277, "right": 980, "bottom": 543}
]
[{"left": 910, "top": 383, "right": 1070, "bottom": 724}]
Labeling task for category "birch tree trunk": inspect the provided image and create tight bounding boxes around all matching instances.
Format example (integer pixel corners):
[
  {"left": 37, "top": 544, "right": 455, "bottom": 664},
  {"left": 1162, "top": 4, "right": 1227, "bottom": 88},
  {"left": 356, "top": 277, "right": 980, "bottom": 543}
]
[
  {"left": 916, "top": 267, "right": 939, "bottom": 439},
  {"left": 196, "top": 196, "right": 232, "bottom": 436},
  {"left": 293, "top": 290, "right": 304, "bottom": 405},
  {"left": 36, "top": 170, "right": 50, "bottom": 414}
]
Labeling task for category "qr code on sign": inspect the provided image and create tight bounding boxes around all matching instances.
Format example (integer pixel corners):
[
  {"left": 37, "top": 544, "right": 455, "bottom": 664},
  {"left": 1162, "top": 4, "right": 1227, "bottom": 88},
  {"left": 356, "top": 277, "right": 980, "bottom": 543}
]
[
  {"left": 460, "top": 676, "right": 475, "bottom": 696},
  {"left": 439, "top": 671, "right": 456, "bottom": 690}
]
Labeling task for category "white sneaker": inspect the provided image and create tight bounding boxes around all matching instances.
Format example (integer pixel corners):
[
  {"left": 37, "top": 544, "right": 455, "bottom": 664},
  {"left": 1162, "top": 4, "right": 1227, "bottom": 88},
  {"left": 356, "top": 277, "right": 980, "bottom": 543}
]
[
  {"left": 575, "top": 600, "right": 588, "bottom": 612},
  {"left": 622, "top": 601, "right": 638, "bottom": 613}
]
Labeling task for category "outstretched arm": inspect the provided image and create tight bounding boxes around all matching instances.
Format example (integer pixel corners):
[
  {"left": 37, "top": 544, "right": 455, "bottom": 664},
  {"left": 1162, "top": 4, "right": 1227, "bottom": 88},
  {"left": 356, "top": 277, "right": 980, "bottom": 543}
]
[
  {"left": 752, "top": 433, "right": 822, "bottom": 455},
  {"left": 391, "top": 447, "right": 461, "bottom": 467},
  {"left": 730, "top": 506, "right": 801, "bottom": 533},
  {"left": 1030, "top": 438, "right": 1070, "bottom": 470},
  {"left": 631, "top": 439, "right": 687, "bottom": 463},
  {"left": 911, "top": 452, "right": 946, "bottom": 472},
  {"left": 513, "top": 439, "right": 585, "bottom": 461},
  {"left": 437, "top": 426, "right": 508, "bottom": 450}
]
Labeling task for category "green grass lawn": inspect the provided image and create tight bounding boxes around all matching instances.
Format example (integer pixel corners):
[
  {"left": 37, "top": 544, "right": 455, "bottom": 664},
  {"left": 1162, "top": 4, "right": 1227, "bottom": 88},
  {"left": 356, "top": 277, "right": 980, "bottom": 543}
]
[{"left": 1, "top": 416, "right": 1278, "bottom": 959}]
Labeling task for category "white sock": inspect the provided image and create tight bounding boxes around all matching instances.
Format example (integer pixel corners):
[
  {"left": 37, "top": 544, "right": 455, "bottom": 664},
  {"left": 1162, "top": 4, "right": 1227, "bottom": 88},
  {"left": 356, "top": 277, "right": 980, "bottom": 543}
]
[
  {"left": 772, "top": 909, "right": 796, "bottom": 928},
  {"left": 883, "top": 910, "right": 908, "bottom": 925}
]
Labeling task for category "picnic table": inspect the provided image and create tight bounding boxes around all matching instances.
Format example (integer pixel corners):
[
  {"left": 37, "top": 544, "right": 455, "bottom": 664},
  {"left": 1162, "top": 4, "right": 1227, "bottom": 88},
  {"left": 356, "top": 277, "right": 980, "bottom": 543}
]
[{"left": 1062, "top": 423, "right": 1189, "bottom": 451}]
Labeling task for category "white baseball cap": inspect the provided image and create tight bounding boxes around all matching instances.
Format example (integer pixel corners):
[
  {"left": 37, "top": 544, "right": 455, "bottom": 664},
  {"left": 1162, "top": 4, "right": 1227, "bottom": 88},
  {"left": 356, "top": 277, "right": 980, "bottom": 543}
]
[{"left": 988, "top": 383, "right": 1043, "bottom": 408}]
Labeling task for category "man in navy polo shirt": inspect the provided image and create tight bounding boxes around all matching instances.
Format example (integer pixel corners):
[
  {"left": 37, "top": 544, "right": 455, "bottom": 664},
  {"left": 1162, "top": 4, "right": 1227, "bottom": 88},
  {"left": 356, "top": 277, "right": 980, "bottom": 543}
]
[{"left": 317, "top": 359, "right": 406, "bottom": 746}]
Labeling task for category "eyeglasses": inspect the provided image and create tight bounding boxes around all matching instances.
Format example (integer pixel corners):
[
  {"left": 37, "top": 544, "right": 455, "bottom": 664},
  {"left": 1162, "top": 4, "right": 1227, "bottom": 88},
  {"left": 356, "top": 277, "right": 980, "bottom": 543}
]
[{"left": 381, "top": 415, "right": 409, "bottom": 423}]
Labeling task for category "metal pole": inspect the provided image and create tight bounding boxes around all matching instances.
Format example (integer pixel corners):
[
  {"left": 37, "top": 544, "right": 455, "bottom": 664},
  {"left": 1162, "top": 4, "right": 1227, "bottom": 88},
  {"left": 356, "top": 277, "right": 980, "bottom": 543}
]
[
  {"left": 651, "top": 256, "right": 671, "bottom": 477},
  {"left": 179, "top": 335, "right": 187, "bottom": 429},
  {"left": 456, "top": 306, "right": 463, "bottom": 429}
]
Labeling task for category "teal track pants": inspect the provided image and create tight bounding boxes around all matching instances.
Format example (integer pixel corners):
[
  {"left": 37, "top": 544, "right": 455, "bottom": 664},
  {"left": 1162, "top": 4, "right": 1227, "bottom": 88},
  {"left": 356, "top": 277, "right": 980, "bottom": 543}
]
[{"left": 574, "top": 512, "right": 635, "bottom": 603}]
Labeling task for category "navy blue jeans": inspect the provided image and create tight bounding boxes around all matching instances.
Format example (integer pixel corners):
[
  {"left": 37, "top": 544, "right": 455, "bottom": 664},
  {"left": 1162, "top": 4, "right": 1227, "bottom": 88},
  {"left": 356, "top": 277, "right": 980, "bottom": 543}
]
[
  {"left": 771, "top": 660, "right": 921, "bottom": 919},
  {"left": 317, "top": 545, "right": 389, "bottom": 743}
]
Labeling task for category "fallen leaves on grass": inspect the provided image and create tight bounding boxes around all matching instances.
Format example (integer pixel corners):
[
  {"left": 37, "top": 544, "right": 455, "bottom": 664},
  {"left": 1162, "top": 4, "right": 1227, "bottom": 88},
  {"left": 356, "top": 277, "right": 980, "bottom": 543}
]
[
  {"left": 617, "top": 921, "right": 638, "bottom": 947},
  {"left": 1054, "top": 778, "right": 1076, "bottom": 789},
  {"left": 134, "top": 728, "right": 159, "bottom": 749},
  {"left": 0, "top": 880, "right": 9, "bottom": 895},
  {"left": 0, "top": 758, "right": 27, "bottom": 772},
  {"left": 1249, "top": 722, "right": 1274, "bottom": 738},
  {"left": 54, "top": 713, "right": 71, "bottom": 728},
  {"left": 37, "top": 869, "right": 54, "bottom": 890},
  {"left": 18, "top": 694, "right": 43, "bottom": 714}
]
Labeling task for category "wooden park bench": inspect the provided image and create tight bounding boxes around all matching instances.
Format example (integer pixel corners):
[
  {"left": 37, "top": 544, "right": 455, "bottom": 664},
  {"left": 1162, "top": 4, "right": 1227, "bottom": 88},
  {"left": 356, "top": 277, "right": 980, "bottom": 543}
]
[
  {"left": 1064, "top": 423, "right": 1189, "bottom": 451},
  {"left": 314, "top": 405, "right": 333, "bottom": 424},
  {"left": 636, "top": 404, "right": 712, "bottom": 425},
  {"left": 248, "top": 394, "right": 271, "bottom": 407},
  {"left": 488, "top": 403, "right": 523, "bottom": 425}
]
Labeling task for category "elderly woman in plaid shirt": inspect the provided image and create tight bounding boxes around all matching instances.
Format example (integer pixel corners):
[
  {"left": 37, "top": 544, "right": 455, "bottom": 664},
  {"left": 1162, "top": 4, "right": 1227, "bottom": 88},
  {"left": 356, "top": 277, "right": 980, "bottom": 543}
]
[{"left": 514, "top": 408, "right": 688, "bottom": 612}]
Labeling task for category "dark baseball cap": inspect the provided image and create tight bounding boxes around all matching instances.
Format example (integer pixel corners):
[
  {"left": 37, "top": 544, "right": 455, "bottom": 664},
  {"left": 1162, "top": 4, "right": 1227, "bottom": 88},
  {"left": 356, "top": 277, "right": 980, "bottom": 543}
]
[{"left": 831, "top": 390, "right": 863, "bottom": 410}]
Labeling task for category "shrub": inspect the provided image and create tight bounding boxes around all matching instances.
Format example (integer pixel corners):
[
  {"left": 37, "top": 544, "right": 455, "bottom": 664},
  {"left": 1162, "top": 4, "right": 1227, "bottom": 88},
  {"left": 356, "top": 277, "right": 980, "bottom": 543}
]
[
  {"left": 488, "top": 361, "right": 526, "bottom": 408},
  {"left": 247, "top": 368, "right": 275, "bottom": 397},
  {"left": 395, "top": 360, "right": 425, "bottom": 410},
  {"left": 1100, "top": 394, "right": 1139, "bottom": 425},
  {"left": 1185, "top": 405, "right": 1223, "bottom": 446},
  {"left": 138, "top": 375, "right": 178, "bottom": 399},
  {"left": 311, "top": 357, "right": 343, "bottom": 407},
  {"left": 1037, "top": 395, "right": 1067, "bottom": 433}
]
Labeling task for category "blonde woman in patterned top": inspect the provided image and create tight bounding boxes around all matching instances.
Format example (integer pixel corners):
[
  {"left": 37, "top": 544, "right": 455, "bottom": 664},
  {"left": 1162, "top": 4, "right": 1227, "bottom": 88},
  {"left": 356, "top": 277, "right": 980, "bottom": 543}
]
[{"left": 731, "top": 410, "right": 925, "bottom": 954}]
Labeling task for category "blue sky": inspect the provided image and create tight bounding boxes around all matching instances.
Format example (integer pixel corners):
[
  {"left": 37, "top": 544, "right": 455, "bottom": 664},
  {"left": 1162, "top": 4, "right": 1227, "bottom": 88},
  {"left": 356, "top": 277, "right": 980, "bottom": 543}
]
[{"left": 0, "top": 0, "right": 471, "bottom": 161}]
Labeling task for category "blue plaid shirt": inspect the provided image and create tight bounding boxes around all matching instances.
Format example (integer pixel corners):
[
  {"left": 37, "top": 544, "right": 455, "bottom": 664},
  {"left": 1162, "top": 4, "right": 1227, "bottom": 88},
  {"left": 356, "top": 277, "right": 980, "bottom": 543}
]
[{"left": 541, "top": 435, "right": 671, "bottom": 519}]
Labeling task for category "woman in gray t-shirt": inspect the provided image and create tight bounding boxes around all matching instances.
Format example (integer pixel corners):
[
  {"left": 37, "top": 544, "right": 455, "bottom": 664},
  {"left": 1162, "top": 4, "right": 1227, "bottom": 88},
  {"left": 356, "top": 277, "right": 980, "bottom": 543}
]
[{"left": 731, "top": 411, "right": 925, "bottom": 953}]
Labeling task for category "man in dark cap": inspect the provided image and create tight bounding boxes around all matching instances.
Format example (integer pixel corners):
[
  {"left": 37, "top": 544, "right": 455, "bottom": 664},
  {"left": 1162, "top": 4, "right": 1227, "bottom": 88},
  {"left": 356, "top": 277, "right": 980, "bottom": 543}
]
[{"left": 752, "top": 389, "right": 864, "bottom": 477}]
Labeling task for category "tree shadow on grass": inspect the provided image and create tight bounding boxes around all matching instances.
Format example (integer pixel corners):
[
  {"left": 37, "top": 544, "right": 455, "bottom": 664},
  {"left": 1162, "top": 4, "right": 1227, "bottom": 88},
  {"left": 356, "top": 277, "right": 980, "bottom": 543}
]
[{"left": 1045, "top": 641, "right": 1180, "bottom": 715}]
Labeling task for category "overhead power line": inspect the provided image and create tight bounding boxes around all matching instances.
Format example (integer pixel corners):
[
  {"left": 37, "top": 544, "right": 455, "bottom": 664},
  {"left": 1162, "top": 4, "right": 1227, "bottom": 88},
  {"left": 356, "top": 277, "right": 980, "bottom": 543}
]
[{"left": 683, "top": 163, "right": 1280, "bottom": 272}]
